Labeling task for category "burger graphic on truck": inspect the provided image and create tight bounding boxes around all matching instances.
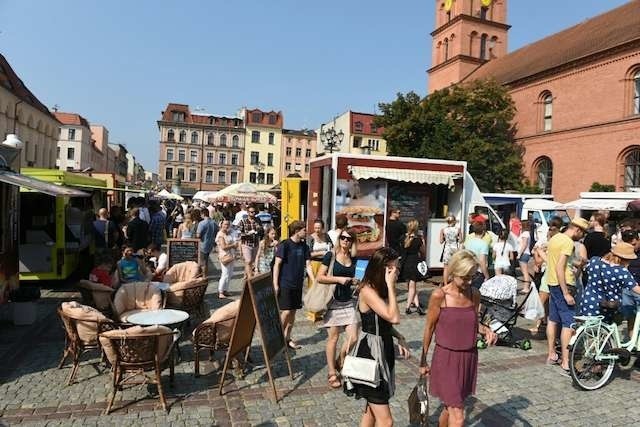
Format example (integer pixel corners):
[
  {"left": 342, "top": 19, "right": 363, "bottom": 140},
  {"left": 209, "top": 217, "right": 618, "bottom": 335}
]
[{"left": 340, "top": 205, "right": 382, "bottom": 243}]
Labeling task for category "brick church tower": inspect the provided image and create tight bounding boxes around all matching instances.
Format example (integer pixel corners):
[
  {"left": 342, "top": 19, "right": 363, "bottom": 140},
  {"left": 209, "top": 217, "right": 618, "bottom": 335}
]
[{"left": 427, "top": 0, "right": 510, "bottom": 93}]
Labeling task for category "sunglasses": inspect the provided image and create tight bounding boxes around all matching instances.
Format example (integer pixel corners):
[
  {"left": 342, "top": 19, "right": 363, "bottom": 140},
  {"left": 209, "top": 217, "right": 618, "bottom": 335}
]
[
  {"left": 248, "top": 211, "right": 256, "bottom": 214},
  {"left": 339, "top": 235, "right": 353, "bottom": 242}
]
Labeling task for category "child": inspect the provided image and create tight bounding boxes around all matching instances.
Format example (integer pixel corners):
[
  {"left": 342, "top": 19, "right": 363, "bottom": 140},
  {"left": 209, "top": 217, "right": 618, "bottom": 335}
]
[
  {"left": 115, "top": 245, "right": 148, "bottom": 284},
  {"left": 492, "top": 230, "right": 514, "bottom": 276},
  {"left": 89, "top": 254, "right": 116, "bottom": 288}
]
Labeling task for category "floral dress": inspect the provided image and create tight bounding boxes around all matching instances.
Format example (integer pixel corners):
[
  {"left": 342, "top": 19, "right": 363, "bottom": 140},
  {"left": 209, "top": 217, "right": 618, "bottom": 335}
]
[
  {"left": 442, "top": 226, "right": 460, "bottom": 263},
  {"left": 257, "top": 243, "right": 276, "bottom": 273}
]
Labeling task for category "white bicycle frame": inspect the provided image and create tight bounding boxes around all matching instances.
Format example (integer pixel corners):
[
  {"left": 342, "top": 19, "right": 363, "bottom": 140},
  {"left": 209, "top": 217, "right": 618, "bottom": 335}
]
[{"left": 569, "top": 311, "right": 640, "bottom": 361}]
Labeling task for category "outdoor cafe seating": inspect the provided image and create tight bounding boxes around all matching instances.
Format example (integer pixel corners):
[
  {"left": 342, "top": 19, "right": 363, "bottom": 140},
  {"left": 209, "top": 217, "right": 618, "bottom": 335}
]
[
  {"left": 163, "top": 261, "right": 209, "bottom": 320},
  {"left": 192, "top": 299, "right": 239, "bottom": 377},
  {"left": 112, "top": 281, "right": 163, "bottom": 322},
  {"left": 76, "top": 279, "right": 115, "bottom": 317}
]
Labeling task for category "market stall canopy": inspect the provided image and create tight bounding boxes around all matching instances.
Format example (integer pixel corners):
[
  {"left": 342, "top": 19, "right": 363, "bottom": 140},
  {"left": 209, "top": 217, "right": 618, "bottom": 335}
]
[
  {"left": 562, "top": 198, "right": 630, "bottom": 211},
  {"left": 0, "top": 170, "right": 89, "bottom": 197},
  {"left": 348, "top": 166, "right": 458, "bottom": 189},
  {"left": 156, "top": 189, "right": 184, "bottom": 200},
  {"left": 207, "top": 183, "right": 277, "bottom": 204},
  {"left": 522, "top": 199, "right": 564, "bottom": 210},
  {"left": 192, "top": 191, "right": 218, "bottom": 201}
]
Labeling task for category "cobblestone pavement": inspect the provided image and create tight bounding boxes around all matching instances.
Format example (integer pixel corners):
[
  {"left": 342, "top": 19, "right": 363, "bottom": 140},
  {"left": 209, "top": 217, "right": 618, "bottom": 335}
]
[{"left": 1, "top": 266, "right": 640, "bottom": 426}]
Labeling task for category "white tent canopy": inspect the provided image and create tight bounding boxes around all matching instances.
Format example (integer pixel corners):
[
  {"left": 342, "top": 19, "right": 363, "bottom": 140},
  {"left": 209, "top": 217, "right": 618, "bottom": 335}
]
[
  {"left": 192, "top": 191, "right": 218, "bottom": 201},
  {"left": 156, "top": 189, "right": 184, "bottom": 200},
  {"left": 562, "top": 198, "right": 629, "bottom": 211},
  {"left": 204, "top": 183, "right": 276, "bottom": 204}
]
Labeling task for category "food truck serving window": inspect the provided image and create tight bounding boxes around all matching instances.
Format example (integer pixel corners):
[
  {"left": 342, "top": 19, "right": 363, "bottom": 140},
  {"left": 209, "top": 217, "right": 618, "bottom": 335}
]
[{"left": 0, "top": 170, "right": 90, "bottom": 197}]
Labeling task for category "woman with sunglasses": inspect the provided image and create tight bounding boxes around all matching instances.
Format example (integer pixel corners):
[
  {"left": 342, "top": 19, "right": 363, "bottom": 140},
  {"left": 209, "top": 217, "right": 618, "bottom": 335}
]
[
  {"left": 317, "top": 229, "right": 358, "bottom": 389},
  {"left": 420, "top": 250, "right": 497, "bottom": 426},
  {"left": 348, "top": 247, "right": 410, "bottom": 427}
]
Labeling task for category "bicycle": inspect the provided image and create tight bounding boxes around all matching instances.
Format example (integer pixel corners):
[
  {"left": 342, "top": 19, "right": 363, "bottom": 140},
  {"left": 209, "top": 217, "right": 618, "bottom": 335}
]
[{"left": 568, "top": 311, "right": 640, "bottom": 390}]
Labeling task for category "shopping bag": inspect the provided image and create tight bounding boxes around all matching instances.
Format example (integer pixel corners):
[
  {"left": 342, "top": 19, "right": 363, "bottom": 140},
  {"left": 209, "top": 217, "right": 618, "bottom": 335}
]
[
  {"left": 408, "top": 375, "right": 429, "bottom": 426},
  {"left": 302, "top": 251, "right": 336, "bottom": 312},
  {"left": 521, "top": 284, "right": 545, "bottom": 320}
]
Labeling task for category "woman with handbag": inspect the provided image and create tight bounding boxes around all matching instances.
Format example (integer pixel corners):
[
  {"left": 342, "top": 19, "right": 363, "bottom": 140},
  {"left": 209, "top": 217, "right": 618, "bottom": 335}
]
[
  {"left": 347, "top": 247, "right": 410, "bottom": 427},
  {"left": 400, "top": 219, "right": 426, "bottom": 315},
  {"left": 216, "top": 219, "right": 239, "bottom": 299},
  {"left": 316, "top": 229, "right": 358, "bottom": 389},
  {"left": 307, "top": 219, "right": 333, "bottom": 321},
  {"left": 419, "top": 250, "right": 497, "bottom": 427}
]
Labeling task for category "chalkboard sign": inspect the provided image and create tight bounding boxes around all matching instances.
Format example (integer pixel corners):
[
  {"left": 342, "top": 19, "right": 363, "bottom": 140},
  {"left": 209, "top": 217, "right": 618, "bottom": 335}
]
[
  {"left": 388, "top": 183, "right": 431, "bottom": 228},
  {"left": 167, "top": 238, "right": 199, "bottom": 267},
  {"left": 219, "top": 272, "right": 292, "bottom": 402}
]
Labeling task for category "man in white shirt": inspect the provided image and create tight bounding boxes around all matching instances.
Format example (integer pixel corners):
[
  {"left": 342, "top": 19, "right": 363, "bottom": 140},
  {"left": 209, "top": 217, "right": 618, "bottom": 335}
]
[
  {"left": 233, "top": 204, "right": 249, "bottom": 227},
  {"left": 147, "top": 243, "right": 168, "bottom": 280}
]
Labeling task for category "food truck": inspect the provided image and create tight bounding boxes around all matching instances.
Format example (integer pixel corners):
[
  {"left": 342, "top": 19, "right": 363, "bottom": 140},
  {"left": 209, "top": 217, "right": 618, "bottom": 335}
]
[
  {"left": 19, "top": 168, "right": 107, "bottom": 281},
  {"left": 307, "top": 153, "right": 506, "bottom": 269}
]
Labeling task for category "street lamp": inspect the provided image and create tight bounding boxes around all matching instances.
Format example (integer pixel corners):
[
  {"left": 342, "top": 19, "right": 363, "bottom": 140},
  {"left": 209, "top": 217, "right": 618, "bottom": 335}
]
[
  {"left": 253, "top": 161, "right": 265, "bottom": 184},
  {"left": 320, "top": 124, "right": 344, "bottom": 154}
]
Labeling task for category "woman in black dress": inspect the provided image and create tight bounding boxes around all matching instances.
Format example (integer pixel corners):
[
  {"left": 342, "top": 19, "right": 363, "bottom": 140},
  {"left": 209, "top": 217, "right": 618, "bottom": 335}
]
[
  {"left": 400, "top": 219, "right": 426, "bottom": 315},
  {"left": 348, "top": 247, "right": 410, "bottom": 426}
]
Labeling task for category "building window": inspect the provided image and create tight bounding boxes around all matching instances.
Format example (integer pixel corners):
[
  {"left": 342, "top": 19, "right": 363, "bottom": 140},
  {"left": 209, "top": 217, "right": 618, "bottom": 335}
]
[
  {"left": 232, "top": 135, "right": 239, "bottom": 147},
  {"left": 444, "top": 38, "right": 449, "bottom": 61},
  {"left": 480, "top": 6, "right": 488, "bottom": 20},
  {"left": 178, "top": 150, "right": 185, "bottom": 161},
  {"left": 231, "top": 171, "right": 238, "bottom": 184},
  {"left": 68, "top": 128, "right": 76, "bottom": 140},
  {"left": 207, "top": 133, "right": 214, "bottom": 145},
  {"left": 191, "top": 131, "right": 198, "bottom": 144},
  {"left": 370, "top": 122, "right": 378, "bottom": 133},
  {"left": 205, "top": 170, "right": 213, "bottom": 183},
  {"left": 249, "top": 172, "right": 257, "bottom": 183},
  {"left": 218, "top": 171, "right": 226, "bottom": 184},
  {"left": 535, "top": 157, "right": 553, "bottom": 194},
  {"left": 179, "top": 130, "right": 186, "bottom": 142},
  {"left": 267, "top": 153, "right": 274, "bottom": 166},
  {"left": 285, "top": 162, "right": 291, "bottom": 171},
  {"left": 268, "top": 132, "right": 274, "bottom": 145},
  {"left": 354, "top": 121, "right": 363, "bottom": 132},
  {"left": 172, "top": 112, "right": 185, "bottom": 122},
  {"left": 625, "top": 149, "right": 640, "bottom": 190},
  {"left": 286, "top": 147, "right": 292, "bottom": 156},
  {"left": 266, "top": 173, "right": 274, "bottom": 185},
  {"left": 250, "top": 151, "right": 259, "bottom": 165},
  {"left": 268, "top": 114, "right": 277, "bottom": 125},
  {"left": 190, "top": 150, "right": 197, "bottom": 162},
  {"left": 305, "top": 164, "right": 310, "bottom": 173},
  {"left": 177, "top": 168, "right": 185, "bottom": 179},
  {"left": 480, "top": 34, "right": 488, "bottom": 60},
  {"left": 165, "top": 167, "right": 173, "bottom": 180},
  {"left": 167, "top": 129, "right": 175, "bottom": 142},
  {"left": 219, "top": 153, "right": 226, "bottom": 165},
  {"left": 189, "top": 169, "right": 197, "bottom": 182},
  {"left": 542, "top": 92, "right": 553, "bottom": 131},
  {"left": 251, "top": 131, "right": 260, "bottom": 143},
  {"left": 67, "top": 147, "right": 75, "bottom": 160},
  {"left": 295, "top": 163, "right": 301, "bottom": 172},
  {"left": 305, "top": 148, "right": 311, "bottom": 157},
  {"left": 220, "top": 134, "right": 227, "bottom": 147},
  {"left": 634, "top": 70, "right": 640, "bottom": 115},
  {"left": 231, "top": 153, "right": 238, "bottom": 165},
  {"left": 167, "top": 148, "right": 174, "bottom": 161},
  {"left": 353, "top": 137, "right": 362, "bottom": 148},
  {"left": 252, "top": 112, "right": 261, "bottom": 123},
  {"left": 295, "top": 148, "right": 302, "bottom": 157},
  {"left": 207, "top": 152, "right": 213, "bottom": 164},
  {"left": 56, "top": 146, "right": 60, "bottom": 159}
]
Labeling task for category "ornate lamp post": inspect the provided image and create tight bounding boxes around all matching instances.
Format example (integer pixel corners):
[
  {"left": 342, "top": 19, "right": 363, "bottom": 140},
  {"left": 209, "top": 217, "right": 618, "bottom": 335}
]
[{"left": 320, "top": 124, "right": 344, "bottom": 154}]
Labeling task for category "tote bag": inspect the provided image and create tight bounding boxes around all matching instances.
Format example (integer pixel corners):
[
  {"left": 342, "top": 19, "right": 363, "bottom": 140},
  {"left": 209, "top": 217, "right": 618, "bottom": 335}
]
[{"left": 303, "top": 251, "right": 336, "bottom": 312}]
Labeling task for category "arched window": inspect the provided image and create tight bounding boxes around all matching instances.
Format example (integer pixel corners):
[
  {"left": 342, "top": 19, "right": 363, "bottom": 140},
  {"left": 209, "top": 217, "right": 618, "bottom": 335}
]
[
  {"left": 179, "top": 130, "right": 186, "bottom": 143},
  {"left": 480, "top": 34, "right": 488, "bottom": 60},
  {"left": 634, "top": 69, "right": 640, "bottom": 115},
  {"left": 167, "top": 129, "right": 175, "bottom": 142},
  {"left": 191, "top": 131, "right": 198, "bottom": 144},
  {"left": 541, "top": 92, "right": 553, "bottom": 131},
  {"left": 436, "top": 41, "right": 442, "bottom": 63},
  {"left": 207, "top": 133, "right": 214, "bottom": 145},
  {"left": 625, "top": 148, "right": 640, "bottom": 190},
  {"left": 232, "top": 135, "right": 239, "bottom": 148},
  {"left": 220, "top": 134, "right": 227, "bottom": 147},
  {"left": 443, "top": 38, "right": 449, "bottom": 61},
  {"left": 535, "top": 157, "right": 553, "bottom": 194},
  {"left": 469, "top": 31, "right": 478, "bottom": 57}
]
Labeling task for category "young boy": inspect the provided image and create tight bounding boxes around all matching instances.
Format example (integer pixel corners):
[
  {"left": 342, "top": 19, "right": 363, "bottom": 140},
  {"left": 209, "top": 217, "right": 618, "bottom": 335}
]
[{"left": 89, "top": 254, "right": 116, "bottom": 288}]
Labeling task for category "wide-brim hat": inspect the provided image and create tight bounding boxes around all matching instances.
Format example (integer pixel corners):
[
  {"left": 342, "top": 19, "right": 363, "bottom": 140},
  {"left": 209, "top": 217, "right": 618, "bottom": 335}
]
[
  {"left": 611, "top": 242, "right": 637, "bottom": 260},
  {"left": 570, "top": 217, "right": 590, "bottom": 232}
]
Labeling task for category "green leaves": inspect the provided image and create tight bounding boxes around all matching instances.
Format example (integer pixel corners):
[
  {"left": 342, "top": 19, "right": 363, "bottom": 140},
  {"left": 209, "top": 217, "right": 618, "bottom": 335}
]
[{"left": 376, "top": 79, "right": 527, "bottom": 192}]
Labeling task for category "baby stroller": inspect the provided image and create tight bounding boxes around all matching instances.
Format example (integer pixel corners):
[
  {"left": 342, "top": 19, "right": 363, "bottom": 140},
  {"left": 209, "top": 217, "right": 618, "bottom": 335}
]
[{"left": 478, "top": 276, "right": 534, "bottom": 350}]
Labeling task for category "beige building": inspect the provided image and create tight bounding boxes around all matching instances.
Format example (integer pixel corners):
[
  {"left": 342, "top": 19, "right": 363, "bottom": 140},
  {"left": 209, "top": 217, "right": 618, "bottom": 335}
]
[
  {"left": 281, "top": 129, "right": 316, "bottom": 179},
  {"left": 241, "top": 108, "right": 283, "bottom": 185},
  {"left": 54, "top": 112, "right": 93, "bottom": 171},
  {"left": 316, "top": 110, "right": 387, "bottom": 156},
  {"left": 158, "top": 103, "right": 245, "bottom": 195},
  {"left": 0, "top": 53, "right": 59, "bottom": 168},
  {"left": 90, "top": 125, "right": 109, "bottom": 172}
]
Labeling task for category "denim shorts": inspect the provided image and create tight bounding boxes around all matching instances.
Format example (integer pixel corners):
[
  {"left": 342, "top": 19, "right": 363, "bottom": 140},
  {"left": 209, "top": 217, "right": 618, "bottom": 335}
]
[
  {"left": 548, "top": 285, "right": 576, "bottom": 328},
  {"left": 519, "top": 253, "right": 531, "bottom": 263},
  {"left": 621, "top": 288, "right": 640, "bottom": 318}
]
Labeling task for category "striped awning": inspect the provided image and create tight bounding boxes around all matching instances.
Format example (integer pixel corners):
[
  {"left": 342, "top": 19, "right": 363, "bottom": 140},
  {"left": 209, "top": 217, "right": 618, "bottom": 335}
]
[{"left": 348, "top": 166, "right": 458, "bottom": 189}]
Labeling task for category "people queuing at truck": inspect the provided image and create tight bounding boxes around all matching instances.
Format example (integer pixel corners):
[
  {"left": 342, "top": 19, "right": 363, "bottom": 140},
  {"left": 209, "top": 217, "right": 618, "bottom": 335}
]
[{"left": 399, "top": 219, "right": 426, "bottom": 315}]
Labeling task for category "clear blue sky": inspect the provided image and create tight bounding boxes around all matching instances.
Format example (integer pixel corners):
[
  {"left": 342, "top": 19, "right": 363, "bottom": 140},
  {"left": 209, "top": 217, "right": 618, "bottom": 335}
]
[{"left": 0, "top": 0, "right": 630, "bottom": 171}]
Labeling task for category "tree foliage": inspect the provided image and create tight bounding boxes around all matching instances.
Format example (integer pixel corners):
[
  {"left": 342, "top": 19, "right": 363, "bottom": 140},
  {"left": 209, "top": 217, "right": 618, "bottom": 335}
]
[
  {"left": 376, "top": 79, "right": 526, "bottom": 192},
  {"left": 589, "top": 182, "right": 615, "bottom": 192}
]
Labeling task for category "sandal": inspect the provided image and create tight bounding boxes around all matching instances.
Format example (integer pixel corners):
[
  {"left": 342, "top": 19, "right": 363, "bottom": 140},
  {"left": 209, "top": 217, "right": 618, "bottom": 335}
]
[
  {"left": 287, "top": 340, "right": 302, "bottom": 350},
  {"left": 327, "top": 372, "right": 341, "bottom": 389}
]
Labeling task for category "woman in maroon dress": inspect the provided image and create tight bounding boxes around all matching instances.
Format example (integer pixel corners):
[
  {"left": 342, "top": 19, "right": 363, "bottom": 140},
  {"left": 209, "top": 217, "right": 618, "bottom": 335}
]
[{"left": 419, "top": 250, "right": 497, "bottom": 426}]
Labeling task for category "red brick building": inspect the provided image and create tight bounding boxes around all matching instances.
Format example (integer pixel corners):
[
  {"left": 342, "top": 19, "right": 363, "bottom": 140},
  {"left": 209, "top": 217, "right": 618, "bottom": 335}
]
[{"left": 428, "top": 0, "right": 640, "bottom": 202}]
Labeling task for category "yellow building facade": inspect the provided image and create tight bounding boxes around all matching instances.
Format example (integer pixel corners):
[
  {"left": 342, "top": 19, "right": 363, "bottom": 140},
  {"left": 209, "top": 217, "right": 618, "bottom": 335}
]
[{"left": 242, "top": 108, "right": 283, "bottom": 185}]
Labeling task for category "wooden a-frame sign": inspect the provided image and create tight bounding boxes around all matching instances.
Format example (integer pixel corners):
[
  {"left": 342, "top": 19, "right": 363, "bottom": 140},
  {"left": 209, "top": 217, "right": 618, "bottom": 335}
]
[{"left": 218, "top": 272, "right": 293, "bottom": 402}]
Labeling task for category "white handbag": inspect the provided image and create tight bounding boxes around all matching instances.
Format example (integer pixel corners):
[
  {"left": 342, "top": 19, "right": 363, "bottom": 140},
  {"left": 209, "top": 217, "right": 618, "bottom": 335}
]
[{"left": 342, "top": 312, "right": 381, "bottom": 389}]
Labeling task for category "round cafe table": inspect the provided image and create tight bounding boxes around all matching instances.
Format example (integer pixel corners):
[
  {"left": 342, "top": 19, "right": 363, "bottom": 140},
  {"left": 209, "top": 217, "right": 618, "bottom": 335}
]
[{"left": 127, "top": 309, "right": 189, "bottom": 326}]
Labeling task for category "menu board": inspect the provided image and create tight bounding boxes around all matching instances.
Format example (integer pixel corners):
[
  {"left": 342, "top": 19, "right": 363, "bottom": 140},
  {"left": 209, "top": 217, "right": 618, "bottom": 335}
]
[
  {"left": 167, "top": 238, "right": 200, "bottom": 267},
  {"left": 250, "top": 274, "right": 286, "bottom": 360},
  {"left": 388, "top": 183, "right": 431, "bottom": 229}
]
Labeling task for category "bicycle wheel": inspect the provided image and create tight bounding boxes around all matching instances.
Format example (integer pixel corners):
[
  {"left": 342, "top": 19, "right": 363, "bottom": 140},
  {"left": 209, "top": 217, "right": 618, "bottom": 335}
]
[{"left": 569, "top": 325, "right": 616, "bottom": 390}]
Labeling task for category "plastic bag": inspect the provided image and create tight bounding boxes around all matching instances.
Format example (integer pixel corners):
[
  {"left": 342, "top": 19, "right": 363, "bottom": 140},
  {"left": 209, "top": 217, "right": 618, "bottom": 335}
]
[{"left": 521, "top": 285, "right": 545, "bottom": 320}]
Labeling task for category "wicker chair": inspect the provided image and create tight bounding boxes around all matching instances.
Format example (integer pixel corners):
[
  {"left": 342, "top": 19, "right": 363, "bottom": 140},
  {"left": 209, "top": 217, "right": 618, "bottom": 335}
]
[
  {"left": 99, "top": 326, "right": 178, "bottom": 414},
  {"left": 164, "top": 261, "right": 209, "bottom": 320},
  {"left": 112, "top": 282, "right": 163, "bottom": 322},
  {"left": 57, "top": 303, "right": 115, "bottom": 385},
  {"left": 77, "top": 280, "right": 115, "bottom": 317},
  {"left": 192, "top": 300, "right": 239, "bottom": 377}
]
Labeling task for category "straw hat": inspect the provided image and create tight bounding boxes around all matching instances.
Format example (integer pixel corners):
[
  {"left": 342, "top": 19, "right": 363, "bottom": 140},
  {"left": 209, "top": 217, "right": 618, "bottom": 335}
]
[
  {"left": 611, "top": 242, "right": 637, "bottom": 260},
  {"left": 570, "top": 217, "right": 590, "bottom": 232}
]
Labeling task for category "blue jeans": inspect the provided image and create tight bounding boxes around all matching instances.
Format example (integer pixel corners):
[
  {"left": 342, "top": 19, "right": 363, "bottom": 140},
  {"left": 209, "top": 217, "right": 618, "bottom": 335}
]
[{"left": 621, "top": 288, "right": 640, "bottom": 318}]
